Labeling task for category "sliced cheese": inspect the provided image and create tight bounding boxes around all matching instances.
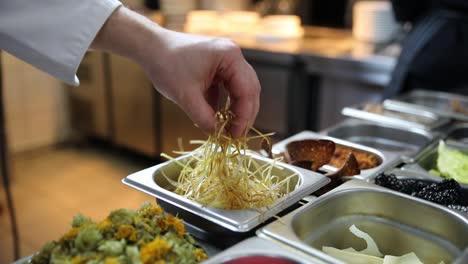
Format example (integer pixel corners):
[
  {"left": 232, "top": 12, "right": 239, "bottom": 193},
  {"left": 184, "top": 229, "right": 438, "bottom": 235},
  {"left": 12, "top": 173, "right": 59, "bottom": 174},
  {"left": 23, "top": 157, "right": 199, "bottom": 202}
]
[
  {"left": 350, "top": 225, "right": 384, "bottom": 257},
  {"left": 323, "top": 246, "right": 384, "bottom": 264},
  {"left": 383, "top": 253, "right": 424, "bottom": 264}
]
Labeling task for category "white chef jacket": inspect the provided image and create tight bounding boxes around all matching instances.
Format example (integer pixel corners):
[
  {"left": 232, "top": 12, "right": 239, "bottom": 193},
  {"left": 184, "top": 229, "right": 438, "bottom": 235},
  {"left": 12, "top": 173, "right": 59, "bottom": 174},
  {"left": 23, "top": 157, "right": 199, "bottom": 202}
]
[{"left": 0, "top": 0, "right": 122, "bottom": 86}]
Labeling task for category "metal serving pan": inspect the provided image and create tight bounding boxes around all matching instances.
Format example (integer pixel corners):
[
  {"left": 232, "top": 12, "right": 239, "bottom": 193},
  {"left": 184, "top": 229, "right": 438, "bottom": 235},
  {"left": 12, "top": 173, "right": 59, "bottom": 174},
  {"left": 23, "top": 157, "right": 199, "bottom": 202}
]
[
  {"left": 447, "top": 123, "right": 468, "bottom": 144},
  {"left": 202, "top": 237, "right": 325, "bottom": 264},
  {"left": 257, "top": 180, "right": 468, "bottom": 264},
  {"left": 401, "top": 140, "right": 468, "bottom": 188},
  {"left": 342, "top": 102, "right": 450, "bottom": 131},
  {"left": 367, "top": 168, "right": 468, "bottom": 210},
  {"left": 324, "top": 119, "right": 438, "bottom": 159},
  {"left": 384, "top": 89, "right": 468, "bottom": 122},
  {"left": 122, "top": 151, "right": 329, "bottom": 246},
  {"left": 272, "top": 131, "right": 401, "bottom": 179}
]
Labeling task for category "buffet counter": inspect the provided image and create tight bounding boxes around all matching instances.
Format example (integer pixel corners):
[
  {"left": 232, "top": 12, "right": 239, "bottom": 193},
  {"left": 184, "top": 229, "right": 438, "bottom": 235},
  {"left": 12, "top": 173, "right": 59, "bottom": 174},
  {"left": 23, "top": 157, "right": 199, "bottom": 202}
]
[{"left": 212, "top": 26, "right": 397, "bottom": 87}]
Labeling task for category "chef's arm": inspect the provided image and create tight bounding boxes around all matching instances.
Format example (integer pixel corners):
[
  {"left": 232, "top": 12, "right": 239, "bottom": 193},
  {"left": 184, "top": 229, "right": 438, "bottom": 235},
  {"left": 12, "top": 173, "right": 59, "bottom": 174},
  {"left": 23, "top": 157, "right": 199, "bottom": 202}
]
[
  {"left": 0, "top": 0, "right": 121, "bottom": 86},
  {"left": 91, "top": 6, "right": 260, "bottom": 137}
]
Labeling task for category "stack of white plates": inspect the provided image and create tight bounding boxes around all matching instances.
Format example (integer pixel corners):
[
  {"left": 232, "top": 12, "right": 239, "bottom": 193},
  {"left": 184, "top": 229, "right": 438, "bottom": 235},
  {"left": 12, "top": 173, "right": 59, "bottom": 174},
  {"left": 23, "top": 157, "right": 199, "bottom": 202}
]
[
  {"left": 160, "top": 0, "right": 197, "bottom": 31},
  {"left": 184, "top": 10, "right": 220, "bottom": 34},
  {"left": 352, "top": 1, "right": 398, "bottom": 43},
  {"left": 256, "top": 15, "right": 304, "bottom": 41},
  {"left": 220, "top": 11, "right": 260, "bottom": 38}
]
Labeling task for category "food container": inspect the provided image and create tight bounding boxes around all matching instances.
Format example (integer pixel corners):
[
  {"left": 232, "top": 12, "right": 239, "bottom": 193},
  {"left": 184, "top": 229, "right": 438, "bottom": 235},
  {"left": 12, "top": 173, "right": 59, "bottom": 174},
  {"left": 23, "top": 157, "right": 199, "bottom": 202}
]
[
  {"left": 257, "top": 180, "right": 468, "bottom": 263},
  {"left": 342, "top": 102, "right": 450, "bottom": 131},
  {"left": 202, "top": 237, "right": 324, "bottom": 264},
  {"left": 401, "top": 140, "right": 468, "bottom": 188},
  {"left": 368, "top": 168, "right": 468, "bottom": 211},
  {"left": 384, "top": 89, "right": 468, "bottom": 122},
  {"left": 447, "top": 123, "right": 468, "bottom": 144},
  {"left": 122, "top": 151, "right": 329, "bottom": 247},
  {"left": 272, "top": 131, "right": 401, "bottom": 179},
  {"left": 324, "top": 119, "right": 437, "bottom": 158}
]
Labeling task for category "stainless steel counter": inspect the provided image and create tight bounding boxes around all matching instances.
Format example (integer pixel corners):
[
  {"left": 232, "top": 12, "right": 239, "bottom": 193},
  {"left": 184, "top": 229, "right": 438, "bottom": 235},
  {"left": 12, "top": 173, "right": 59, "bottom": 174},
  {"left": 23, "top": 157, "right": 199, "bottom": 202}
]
[{"left": 230, "top": 26, "right": 398, "bottom": 87}]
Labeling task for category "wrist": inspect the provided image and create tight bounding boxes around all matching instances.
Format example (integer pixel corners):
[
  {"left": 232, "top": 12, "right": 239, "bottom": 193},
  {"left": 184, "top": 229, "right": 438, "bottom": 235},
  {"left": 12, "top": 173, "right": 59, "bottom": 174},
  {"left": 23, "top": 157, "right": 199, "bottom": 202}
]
[{"left": 91, "top": 6, "right": 167, "bottom": 68}]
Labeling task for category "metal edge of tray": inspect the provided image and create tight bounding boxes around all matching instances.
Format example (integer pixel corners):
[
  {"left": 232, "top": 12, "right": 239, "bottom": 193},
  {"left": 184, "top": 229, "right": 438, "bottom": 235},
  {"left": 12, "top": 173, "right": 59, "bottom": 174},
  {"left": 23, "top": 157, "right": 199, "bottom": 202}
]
[
  {"left": 256, "top": 180, "right": 468, "bottom": 264},
  {"left": 322, "top": 118, "right": 441, "bottom": 163},
  {"left": 383, "top": 90, "right": 468, "bottom": 121},
  {"left": 122, "top": 152, "right": 330, "bottom": 233},
  {"left": 342, "top": 104, "right": 450, "bottom": 131},
  {"left": 400, "top": 141, "right": 468, "bottom": 189},
  {"left": 447, "top": 123, "right": 468, "bottom": 144},
  {"left": 272, "top": 130, "right": 403, "bottom": 180},
  {"left": 367, "top": 167, "right": 468, "bottom": 195},
  {"left": 201, "top": 237, "right": 330, "bottom": 264}
]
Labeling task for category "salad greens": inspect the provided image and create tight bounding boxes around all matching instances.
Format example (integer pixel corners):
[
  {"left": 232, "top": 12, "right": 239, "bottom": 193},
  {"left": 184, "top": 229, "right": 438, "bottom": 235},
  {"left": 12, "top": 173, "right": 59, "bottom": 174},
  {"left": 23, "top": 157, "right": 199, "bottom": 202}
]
[
  {"left": 28, "top": 202, "right": 207, "bottom": 264},
  {"left": 431, "top": 141, "right": 468, "bottom": 184}
]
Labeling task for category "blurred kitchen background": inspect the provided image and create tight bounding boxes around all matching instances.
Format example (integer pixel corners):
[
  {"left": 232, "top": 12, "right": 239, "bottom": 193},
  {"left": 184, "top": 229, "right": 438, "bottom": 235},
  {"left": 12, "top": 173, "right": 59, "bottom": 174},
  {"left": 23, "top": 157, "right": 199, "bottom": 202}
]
[{"left": 1, "top": 0, "right": 468, "bottom": 262}]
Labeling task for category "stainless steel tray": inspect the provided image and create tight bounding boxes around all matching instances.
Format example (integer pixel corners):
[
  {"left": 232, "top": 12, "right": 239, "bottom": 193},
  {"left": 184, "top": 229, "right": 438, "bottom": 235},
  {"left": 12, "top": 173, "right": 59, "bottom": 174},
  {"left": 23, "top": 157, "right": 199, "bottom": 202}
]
[
  {"left": 448, "top": 123, "right": 468, "bottom": 145},
  {"left": 367, "top": 168, "right": 468, "bottom": 210},
  {"left": 202, "top": 237, "right": 326, "bottom": 264},
  {"left": 384, "top": 89, "right": 468, "bottom": 122},
  {"left": 401, "top": 140, "right": 468, "bottom": 188},
  {"left": 257, "top": 180, "right": 468, "bottom": 264},
  {"left": 323, "top": 119, "right": 438, "bottom": 160},
  {"left": 122, "top": 151, "right": 329, "bottom": 233},
  {"left": 342, "top": 102, "right": 450, "bottom": 131},
  {"left": 272, "top": 131, "right": 401, "bottom": 179}
]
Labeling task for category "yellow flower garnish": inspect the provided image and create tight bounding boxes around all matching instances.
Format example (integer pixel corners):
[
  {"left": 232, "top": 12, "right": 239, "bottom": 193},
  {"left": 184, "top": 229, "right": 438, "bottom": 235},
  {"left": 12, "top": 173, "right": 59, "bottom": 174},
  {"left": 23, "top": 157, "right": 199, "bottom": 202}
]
[
  {"left": 139, "top": 204, "right": 163, "bottom": 219},
  {"left": 194, "top": 248, "right": 208, "bottom": 262},
  {"left": 31, "top": 202, "right": 207, "bottom": 264},
  {"left": 172, "top": 218, "right": 185, "bottom": 236},
  {"left": 71, "top": 256, "right": 87, "bottom": 264},
  {"left": 156, "top": 217, "right": 168, "bottom": 231},
  {"left": 114, "top": 225, "right": 137, "bottom": 241},
  {"left": 97, "top": 219, "right": 113, "bottom": 231},
  {"left": 104, "top": 257, "right": 120, "bottom": 264},
  {"left": 140, "top": 237, "right": 170, "bottom": 264},
  {"left": 61, "top": 225, "right": 85, "bottom": 241}
]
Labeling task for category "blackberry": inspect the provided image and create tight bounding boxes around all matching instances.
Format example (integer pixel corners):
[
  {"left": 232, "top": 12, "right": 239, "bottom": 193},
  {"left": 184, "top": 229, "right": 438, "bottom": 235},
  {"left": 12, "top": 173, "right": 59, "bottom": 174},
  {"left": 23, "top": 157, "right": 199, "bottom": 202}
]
[
  {"left": 448, "top": 204, "right": 468, "bottom": 214},
  {"left": 413, "top": 191, "right": 445, "bottom": 204},
  {"left": 397, "top": 179, "right": 428, "bottom": 194},
  {"left": 413, "top": 185, "right": 462, "bottom": 205},
  {"left": 438, "top": 179, "right": 461, "bottom": 191},
  {"left": 440, "top": 189, "right": 462, "bottom": 205},
  {"left": 375, "top": 173, "right": 398, "bottom": 189}
]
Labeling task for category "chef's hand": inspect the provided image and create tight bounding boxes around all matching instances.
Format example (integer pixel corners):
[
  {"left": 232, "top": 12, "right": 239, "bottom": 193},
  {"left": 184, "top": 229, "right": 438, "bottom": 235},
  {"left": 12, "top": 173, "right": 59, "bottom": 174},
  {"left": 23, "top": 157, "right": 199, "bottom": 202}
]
[{"left": 91, "top": 6, "right": 260, "bottom": 137}]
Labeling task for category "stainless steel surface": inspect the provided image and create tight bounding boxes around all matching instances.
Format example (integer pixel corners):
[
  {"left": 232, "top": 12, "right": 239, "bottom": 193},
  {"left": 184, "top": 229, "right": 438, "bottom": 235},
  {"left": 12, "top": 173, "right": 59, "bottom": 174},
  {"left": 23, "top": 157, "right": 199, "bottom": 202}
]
[
  {"left": 342, "top": 103, "right": 450, "bottom": 131},
  {"left": 301, "top": 52, "right": 395, "bottom": 87},
  {"left": 202, "top": 237, "right": 326, "bottom": 264},
  {"left": 324, "top": 119, "right": 437, "bottom": 157},
  {"left": 367, "top": 168, "right": 468, "bottom": 211},
  {"left": 109, "top": 54, "right": 158, "bottom": 156},
  {"left": 122, "top": 152, "right": 329, "bottom": 233},
  {"left": 272, "top": 130, "right": 401, "bottom": 179},
  {"left": 384, "top": 89, "right": 468, "bottom": 122},
  {"left": 402, "top": 140, "right": 468, "bottom": 188},
  {"left": 448, "top": 123, "right": 468, "bottom": 144},
  {"left": 316, "top": 77, "right": 385, "bottom": 130},
  {"left": 13, "top": 256, "right": 31, "bottom": 264},
  {"left": 258, "top": 181, "right": 468, "bottom": 264}
]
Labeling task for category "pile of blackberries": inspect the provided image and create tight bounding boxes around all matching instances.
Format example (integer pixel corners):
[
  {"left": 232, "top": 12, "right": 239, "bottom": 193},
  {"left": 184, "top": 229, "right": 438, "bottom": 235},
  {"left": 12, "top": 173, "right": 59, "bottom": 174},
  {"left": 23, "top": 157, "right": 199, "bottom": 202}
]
[{"left": 374, "top": 173, "right": 468, "bottom": 213}]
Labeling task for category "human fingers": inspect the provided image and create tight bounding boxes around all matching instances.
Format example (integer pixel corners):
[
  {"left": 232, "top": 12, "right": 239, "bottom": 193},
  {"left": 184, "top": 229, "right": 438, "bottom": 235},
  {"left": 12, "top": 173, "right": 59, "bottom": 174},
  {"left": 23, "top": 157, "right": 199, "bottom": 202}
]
[
  {"left": 178, "top": 87, "right": 217, "bottom": 134},
  {"left": 221, "top": 57, "right": 261, "bottom": 137}
]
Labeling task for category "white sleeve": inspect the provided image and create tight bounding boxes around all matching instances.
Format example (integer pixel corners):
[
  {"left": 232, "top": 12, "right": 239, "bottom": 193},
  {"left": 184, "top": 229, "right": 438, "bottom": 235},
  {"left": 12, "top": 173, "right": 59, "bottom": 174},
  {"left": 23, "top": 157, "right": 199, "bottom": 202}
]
[{"left": 0, "top": 0, "right": 122, "bottom": 86}]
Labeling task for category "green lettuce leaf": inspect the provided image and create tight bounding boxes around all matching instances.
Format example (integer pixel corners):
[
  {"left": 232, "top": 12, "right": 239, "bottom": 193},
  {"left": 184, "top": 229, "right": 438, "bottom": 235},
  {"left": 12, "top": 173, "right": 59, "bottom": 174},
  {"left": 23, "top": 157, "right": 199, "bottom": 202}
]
[{"left": 437, "top": 141, "right": 468, "bottom": 184}]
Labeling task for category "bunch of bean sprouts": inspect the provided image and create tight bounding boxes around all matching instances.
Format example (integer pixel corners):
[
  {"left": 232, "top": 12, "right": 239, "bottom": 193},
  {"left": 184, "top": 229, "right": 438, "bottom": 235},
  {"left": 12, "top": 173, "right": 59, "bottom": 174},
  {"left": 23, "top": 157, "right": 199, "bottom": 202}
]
[{"left": 161, "top": 110, "right": 298, "bottom": 210}]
